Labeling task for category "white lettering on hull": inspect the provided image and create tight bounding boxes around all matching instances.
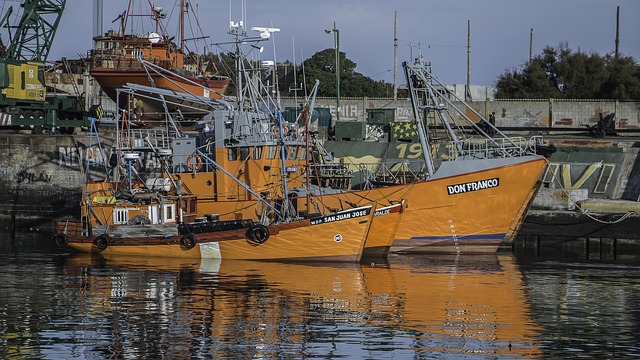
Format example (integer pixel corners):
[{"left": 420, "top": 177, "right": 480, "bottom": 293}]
[
  {"left": 310, "top": 207, "right": 371, "bottom": 225},
  {"left": 447, "top": 178, "right": 500, "bottom": 195}
]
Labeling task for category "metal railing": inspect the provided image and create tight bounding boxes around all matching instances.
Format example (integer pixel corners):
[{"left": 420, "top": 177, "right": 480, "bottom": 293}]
[{"left": 448, "top": 136, "right": 542, "bottom": 160}]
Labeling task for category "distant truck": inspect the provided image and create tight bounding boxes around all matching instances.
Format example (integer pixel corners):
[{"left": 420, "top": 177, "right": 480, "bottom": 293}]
[
  {"left": 0, "top": 0, "right": 96, "bottom": 134},
  {"left": 0, "top": 59, "right": 93, "bottom": 133}
]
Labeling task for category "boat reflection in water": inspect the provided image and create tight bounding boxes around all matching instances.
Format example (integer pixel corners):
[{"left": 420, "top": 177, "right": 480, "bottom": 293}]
[{"left": 65, "top": 254, "right": 541, "bottom": 358}]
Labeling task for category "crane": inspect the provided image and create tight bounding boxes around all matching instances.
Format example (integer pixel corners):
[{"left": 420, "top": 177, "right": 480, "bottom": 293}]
[
  {"left": 0, "top": 0, "right": 92, "bottom": 134},
  {"left": 1, "top": 0, "right": 66, "bottom": 62}
]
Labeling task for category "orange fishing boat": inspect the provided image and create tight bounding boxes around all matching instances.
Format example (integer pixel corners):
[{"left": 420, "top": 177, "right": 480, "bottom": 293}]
[
  {"left": 164, "top": 58, "right": 548, "bottom": 254},
  {"left": 51, "top": 99, "right": 402, "bottom": 262},
  {"left": 67, "top": 23, "right": 546, "bottom": 256},
  {"left": 90, "top": 0, "right": 230, "bottom": 122}
]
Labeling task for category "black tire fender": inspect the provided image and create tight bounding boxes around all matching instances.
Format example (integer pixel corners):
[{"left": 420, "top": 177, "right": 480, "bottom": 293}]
[
  {"left": 246, "top": 224, "right": 270, "bottom": 244},
  {"left": 94, "top": 234, "right": 110, "bottom": 251},
  {"left": 181, "top": 233, "right": 197, "bottom": 249},
  {"left": 53, "top": 234, "right": 68, "bottom": 248}
]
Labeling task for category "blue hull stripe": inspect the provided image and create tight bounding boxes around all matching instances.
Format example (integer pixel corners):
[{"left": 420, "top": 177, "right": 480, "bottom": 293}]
[{"left": 409, "top": 233, "right": 506, "bottom": 241}]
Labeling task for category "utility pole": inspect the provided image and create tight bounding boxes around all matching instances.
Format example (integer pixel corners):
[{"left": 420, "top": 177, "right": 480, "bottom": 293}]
[
  {"left": 529, "top": 28, "right": 533, "bottom": 63},
  {"left": 466, "top": 19, "right": 471, "bottom": 101},
  {"left": 325, "top": 22, "right": 340, "bottom": 121},
  {"left": 615, "top": 6, "right": 620, "bottom": 59},
  {"left": 393, "top": 11, "right": 398, "bottom": 100}
]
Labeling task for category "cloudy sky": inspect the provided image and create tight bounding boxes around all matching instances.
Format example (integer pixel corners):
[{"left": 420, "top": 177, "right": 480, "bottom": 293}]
[{"left": 5, "top": 0, "right": 640, "bottom": 86}]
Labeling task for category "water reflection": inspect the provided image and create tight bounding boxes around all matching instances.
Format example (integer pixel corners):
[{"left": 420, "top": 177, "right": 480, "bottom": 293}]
[
  {"left": 4, "top": 232, "right": 640, "bottom": 358},
  {"left": 21, "top": 252, "right": 536, "bottom": 358},
  {"left": 516, "top": 251, "right": 640, "bottom": 359}
]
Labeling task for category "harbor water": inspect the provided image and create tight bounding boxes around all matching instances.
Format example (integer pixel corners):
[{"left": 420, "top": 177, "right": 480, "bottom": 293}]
[{"left": 1, "top": 231, "right": 639, "bottom": 359}]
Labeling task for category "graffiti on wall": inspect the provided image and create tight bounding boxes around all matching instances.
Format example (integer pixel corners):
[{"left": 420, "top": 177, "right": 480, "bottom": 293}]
[
  {"left": 57, "top": 146, "right": 161, "bottom": 171},
  {"left": 16, "top": 171, "right": 52, "bottom": 183},
  {"left": 542, "top": 162, "right": 616, "bottom": 194},
  {"left": 58, "top": 145, "right": 108, "bottom": 168},
  {"left": 343, "top": 142, "right": 617, "bottom": 195}
]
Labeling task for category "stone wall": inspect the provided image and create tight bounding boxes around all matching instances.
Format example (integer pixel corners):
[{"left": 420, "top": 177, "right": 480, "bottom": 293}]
[
  {"left": 0, "top": 133, "right": 113, "bottom": 230},
  {"left": 281, "top": 97, "right": 640, "bottom": 131}
]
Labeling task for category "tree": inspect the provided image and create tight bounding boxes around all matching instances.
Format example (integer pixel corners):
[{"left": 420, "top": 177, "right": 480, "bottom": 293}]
[
  {"left": 495, "top": 43, "right": 640, "bottom": 99},
  {"left": 297, "top": 49, "right": 393, "bottom": 98},
  {"left": 202, "top": 47, "right": 394, "bottom": 98}
]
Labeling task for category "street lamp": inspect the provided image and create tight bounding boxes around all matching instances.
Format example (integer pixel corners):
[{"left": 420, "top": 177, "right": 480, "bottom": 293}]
[{"left": 325, "top": 22, "right": 340, "bottom": 122}]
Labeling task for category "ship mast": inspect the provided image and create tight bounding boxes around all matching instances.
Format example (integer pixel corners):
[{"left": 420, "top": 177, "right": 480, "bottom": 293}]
[{"left": 180, "top": 0, "right": 185, "bottom": 53}]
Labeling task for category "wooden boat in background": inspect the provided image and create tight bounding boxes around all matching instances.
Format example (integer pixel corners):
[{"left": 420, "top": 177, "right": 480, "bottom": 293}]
[{"left": 90, "top": 0, "right": 230, "bottom": 123}]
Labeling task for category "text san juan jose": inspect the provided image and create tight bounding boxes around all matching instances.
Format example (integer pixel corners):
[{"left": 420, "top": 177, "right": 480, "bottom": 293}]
[{"left": 310, "top": 207, "right": 372, "bottom": 226}]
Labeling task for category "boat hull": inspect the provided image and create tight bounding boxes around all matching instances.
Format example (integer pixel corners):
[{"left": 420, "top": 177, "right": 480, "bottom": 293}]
[
  {"left": 57, "top": 206, "right": 374, "bottom": 262},
  {"left": 362, "top": 203, "right": 404, "bottom": 258},
  {"left": 336, "top": 156, "right": 547, "bottom": 254},
  {"left": 90, "top": 69, "right": 230, "bottom": 121},
  {"left": 189, "top": 155, "right": 546, "bottom": 254}
]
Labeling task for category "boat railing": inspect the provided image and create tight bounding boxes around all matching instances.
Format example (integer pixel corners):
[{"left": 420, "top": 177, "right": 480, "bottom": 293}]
[
  {"left": 307, "top": 163, "right": 354, "bottom": 190},
  {"left": 116, "top": 129, "right": 175, "bottom": 152},
  {"left": 355, "top": 160, "right": 428, "bottom": 188},
  {"left": 447, "top": 136, "right": 542, "bottom": 160},
  {"left": 308, "top": 163, "right": 353, "bottom": 178}
]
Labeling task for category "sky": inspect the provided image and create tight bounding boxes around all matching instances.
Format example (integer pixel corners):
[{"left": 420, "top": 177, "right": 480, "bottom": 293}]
[{"left": 3, "top": 0, "right": 640, "bottom": 87}]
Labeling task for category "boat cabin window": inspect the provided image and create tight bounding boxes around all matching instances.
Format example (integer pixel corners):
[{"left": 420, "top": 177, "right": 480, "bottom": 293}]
[
  {"left": 240, "top": 147, "right": 250, "bottom": 161},
  {"left": 266, "top": 146, "right": 277, "bottom": 160},
  {"left": 253, "top": 147, "right": 263, "bottom": 160},
  {"left": 181, "top": 198, "right": 197, "bottom": 215},
  {"left": 113, "top": 208, "right": 128, "bottom": 225},
  {"left": 163, "top": 204, "right": 176, "bottom": 223},
  {"left": 228, "top": 148, "right": 237, "bottom": 161}
]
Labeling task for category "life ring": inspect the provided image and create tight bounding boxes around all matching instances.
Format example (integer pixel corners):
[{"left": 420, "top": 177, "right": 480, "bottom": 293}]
[
  {"left": 186, "top": 154, "right": 202, "bottom": 171},
  {"left": 181, "top": 233, "right": 197, "bottom": 249},
  {"left": 53, "top": 234, "right": 68, "bottom": 248},
  {"left": 94, "top": 234, "right": 110, "bottom": 251},
  {"left": 246, "top": 224, "right": 270, "bottom": 244}
]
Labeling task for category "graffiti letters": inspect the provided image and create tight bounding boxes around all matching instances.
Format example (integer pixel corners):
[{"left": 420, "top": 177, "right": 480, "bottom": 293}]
[
  {"left": 395, "top": 143, "right": 422, "bottom": 159},
  {"left": 16, "top": 171, "right": 52, "bottom": 183},
  {"left": 58, "top": 146, "right": 82, "bottom": 167},
  {"left": 543, "top": 163, "right": 616, "bottom": 194}
]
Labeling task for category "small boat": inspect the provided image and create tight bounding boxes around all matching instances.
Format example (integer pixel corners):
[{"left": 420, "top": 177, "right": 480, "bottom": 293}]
[
  {"left": 90, "top": 0, "right": 230, "bottom": 123},
  {"left": 51, "top": 148, "right": 402, "bottom": 261}
]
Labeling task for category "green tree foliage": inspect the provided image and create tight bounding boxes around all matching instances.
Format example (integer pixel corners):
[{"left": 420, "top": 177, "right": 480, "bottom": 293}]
[
  {"left": 297, "top": 48, "right": 394, "bottom": 98},
  {"left": 203, "top": 47, "right": 394, "bottom": 97},
  {"left": 495, "top": 43, "right": 640, "bottom": 99}
]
